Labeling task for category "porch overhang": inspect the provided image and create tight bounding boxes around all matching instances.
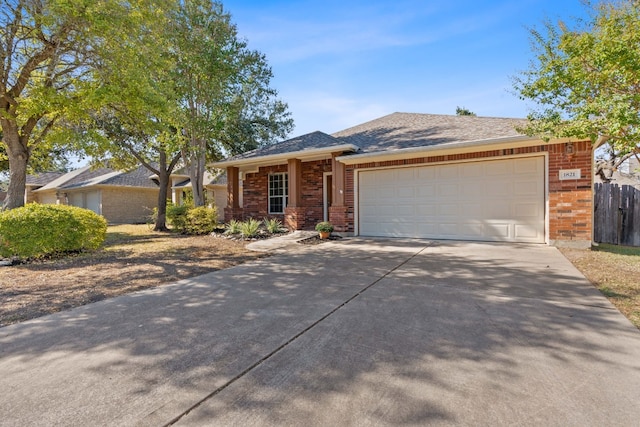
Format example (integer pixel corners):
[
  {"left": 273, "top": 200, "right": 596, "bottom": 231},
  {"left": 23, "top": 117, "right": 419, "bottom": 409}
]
[{"left": 212, "top": 144, "right": 359, "bottom": 173}]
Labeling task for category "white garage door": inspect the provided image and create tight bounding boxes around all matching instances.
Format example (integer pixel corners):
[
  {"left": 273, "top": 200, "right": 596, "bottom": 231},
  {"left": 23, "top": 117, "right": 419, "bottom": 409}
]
[{"left": 358, "top": 156, "right": 545, "bottom": 243}]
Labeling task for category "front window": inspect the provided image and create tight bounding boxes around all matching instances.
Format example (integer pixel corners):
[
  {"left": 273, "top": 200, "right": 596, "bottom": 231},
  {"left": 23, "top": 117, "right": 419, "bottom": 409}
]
[{"left": 269, "top": 173, "right": 288, "bottom": 214}]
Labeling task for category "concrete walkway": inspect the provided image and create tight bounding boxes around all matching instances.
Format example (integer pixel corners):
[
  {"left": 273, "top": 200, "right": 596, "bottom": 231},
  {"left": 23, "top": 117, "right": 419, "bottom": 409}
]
[{"left": 1, "top": 239, "right": 640, "bottom": 426}]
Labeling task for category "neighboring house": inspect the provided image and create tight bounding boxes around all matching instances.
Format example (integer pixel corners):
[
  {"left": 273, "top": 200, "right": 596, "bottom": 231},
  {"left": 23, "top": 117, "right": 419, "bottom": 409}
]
[
  {"left": 215, "top": 112, "right": 594, "bottom": 247},
  {"left": 26, "top": 165, "right": 159, "bottom": 223},
  {"left": 167, "top": 169, "right": 240, "bottom": 222},
  {"left": 594, "top": 156, "right": 640, "bottom": 190}
]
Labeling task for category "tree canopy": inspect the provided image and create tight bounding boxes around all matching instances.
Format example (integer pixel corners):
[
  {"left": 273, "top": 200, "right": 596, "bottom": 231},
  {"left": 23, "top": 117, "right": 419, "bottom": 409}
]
[
  {"left": 514, "top": 0, "right": 640, "bottom": 159},
  {"left": 0, "top": 0, "right": 293, "bottom": 214}
]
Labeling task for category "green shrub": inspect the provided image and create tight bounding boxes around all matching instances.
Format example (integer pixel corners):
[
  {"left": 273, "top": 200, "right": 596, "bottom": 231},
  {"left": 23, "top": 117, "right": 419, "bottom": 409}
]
[
  {"left": 263, "top": 218, "right": 285, "bottom": 234},
  {"left": 0, "top": 204, "right": 107, "bottom": 259},
  {"left": 315, "top": 221, "right": 334, "bottom": 233},
  {"left": 185, "top": 206, "right": 217, "bottom": 235},
  {"left": 240, "top": 218, "right": 261, "bottom": 238},
  {"left": 224, "top": 219, "right": 242, "bottom": 235},
  {"left": 166, "top": 203, "right": 190, "bottom": 233}
]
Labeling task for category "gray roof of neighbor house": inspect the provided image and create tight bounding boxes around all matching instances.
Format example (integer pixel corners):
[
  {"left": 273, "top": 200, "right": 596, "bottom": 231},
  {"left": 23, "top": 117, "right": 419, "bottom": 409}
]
[
  {"left": 60, "top": 165, "right": 158, "bottom": 190},
  {"left": 34, "top": 165, "right": 159, "bottom": 192},
  {"left": 224, "top": 131, "right": 352, "bottom": 161},
  {"left": 331, "top": 112, "right": 528, "bottom": 153},
  {"left": 26, "top": 171, "right": 66, "bottom": 187},
  {"left": 216, "top": 113, "right": 530, "bottom": 166},
  {"left": 172, "top": 170, "right": 228, "bottom": 188}
]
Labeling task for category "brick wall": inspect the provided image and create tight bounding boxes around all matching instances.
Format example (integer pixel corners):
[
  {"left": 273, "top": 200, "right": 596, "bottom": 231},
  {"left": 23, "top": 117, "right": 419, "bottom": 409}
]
[
  {"left": 547, "top": 141, "right": 593, "bottom": 244},
  {"left": 242, "top": 160, "right": 329, "bottom": 229},
  {"left": 347, "top": 141, "right": 593, "bottom": 245}
]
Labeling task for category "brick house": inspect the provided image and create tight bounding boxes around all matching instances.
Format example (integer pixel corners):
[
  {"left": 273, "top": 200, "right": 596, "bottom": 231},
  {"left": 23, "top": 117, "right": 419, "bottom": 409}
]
[
  {"left": 215, "top": 113, "right": 594, "bottom": 247},
  {"left": 27, "top": 165, "right": 159, "bottom": 224}
]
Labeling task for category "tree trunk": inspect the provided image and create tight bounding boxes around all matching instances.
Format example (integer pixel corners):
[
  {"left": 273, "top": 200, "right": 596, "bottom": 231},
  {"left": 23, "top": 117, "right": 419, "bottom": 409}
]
[
  {"left": 183, "top": 140, "right": 206, "bottom": 207},
  {"left": 154, "top": 170, "right": 170, "bottom": 232},
  {"left": 2, "top": 124, "right": 30, "bottom": 210},
  {"left": 153, "top": 150, "right": 172, "bottom": 232}
]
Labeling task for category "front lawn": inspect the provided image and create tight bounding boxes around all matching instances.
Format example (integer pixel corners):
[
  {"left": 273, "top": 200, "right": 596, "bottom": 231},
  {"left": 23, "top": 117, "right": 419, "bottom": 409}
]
[
  {"left": 560, "top": 244, "right": 640, "bottom": 329},
  {"left": 0, "top": 224, "right": 265, "bottom": 327}
]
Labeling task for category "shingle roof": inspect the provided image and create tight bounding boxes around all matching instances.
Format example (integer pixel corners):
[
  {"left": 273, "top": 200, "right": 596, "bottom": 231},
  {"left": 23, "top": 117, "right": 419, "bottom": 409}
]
[
  {"left": 331, "top": 112, "right": 527, "bottom": 153},
  {"left": 26, "top": 172, "right": 66, "bottom": 187},
  {"left": 226, "top": 131, "right": 348, "bottom": 161},
  {"left": 52, "top": 165, "right": 159, "bottom": 190},
  {"left": 172, "top": 170, "right": 227, "bottom": 188}
]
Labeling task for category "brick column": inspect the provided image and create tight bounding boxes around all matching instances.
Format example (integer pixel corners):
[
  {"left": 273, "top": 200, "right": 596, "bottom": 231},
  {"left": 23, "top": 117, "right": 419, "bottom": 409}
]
[
  {"left": 329, "top": 153, "right": 348, "bottom": 232},
  {"left": 547, "top": 141, "right": 593, "bottom": 247},
  {"left": 284, "top": 207, "right": 305, "bottom": 230},
  {"left": 285, "top": 159, "right": 303, "bottom": 230},
  {"left": 224, "top": 166, "right": 243, "bottom": 222}
]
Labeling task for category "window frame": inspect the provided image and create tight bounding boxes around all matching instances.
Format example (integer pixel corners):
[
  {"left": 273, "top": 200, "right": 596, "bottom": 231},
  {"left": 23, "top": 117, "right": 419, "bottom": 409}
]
[{"left": 268, "top": 172, "right": 288, "bottom": 214}]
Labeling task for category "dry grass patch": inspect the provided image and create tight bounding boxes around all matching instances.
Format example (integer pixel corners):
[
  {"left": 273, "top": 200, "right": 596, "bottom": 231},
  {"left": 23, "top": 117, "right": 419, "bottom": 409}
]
[
  {"left": 560, "top": 244, "right": 640, "bottom": 329},
  {"left": 0, "top": 224, "right": 265, "bottom": 327}
]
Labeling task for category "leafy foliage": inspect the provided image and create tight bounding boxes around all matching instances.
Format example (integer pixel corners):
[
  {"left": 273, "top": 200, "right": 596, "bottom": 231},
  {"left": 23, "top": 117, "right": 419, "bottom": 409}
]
[
  {"left": 0, "top": 204, "right": 107, "bottom": 259},
  {"left": 263, "top": 218, "right": 285, "bottom": 234},
  {"left": 514, "top": 0, "right": 640, "bottom": 156},
  {"left": 224, "top": 219, "right": 242, "bottom": 235},
  {"left": 239, "top": 218, "right": 261, "bottom": 238},
  {"left": 166, "top": 203, "right": 190, "bottom": 233},
  {"left": 166, "top": 203, "right": 217, "bottom": 235},
  {"left": 315, "top": 221, "right": 334, "bottom": 233},
  {"left": 455, "top": 106, "right": 477, "bottom": 116},
  {"left": 185, "top": 206, "right": 218, "bottom": 235}
]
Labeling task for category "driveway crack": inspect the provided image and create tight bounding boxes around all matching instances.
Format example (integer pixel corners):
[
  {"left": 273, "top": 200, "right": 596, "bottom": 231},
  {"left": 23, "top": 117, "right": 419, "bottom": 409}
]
[{"left": 164, "top": 241, "right": 433, "bottom": 426}]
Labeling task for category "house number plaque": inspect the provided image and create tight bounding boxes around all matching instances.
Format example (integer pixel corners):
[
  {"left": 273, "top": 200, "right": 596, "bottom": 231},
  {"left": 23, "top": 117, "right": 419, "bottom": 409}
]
[{"left": 559, "top": 169, "right": 581, "bottom": 180}]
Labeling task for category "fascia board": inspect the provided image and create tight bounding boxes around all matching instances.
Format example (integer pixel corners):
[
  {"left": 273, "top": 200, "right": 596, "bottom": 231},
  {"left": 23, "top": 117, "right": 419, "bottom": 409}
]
[
  {"left": 336, "top": 136, "right": 577, "bottom": 165},
  {"left": 212, "top": 144, "right": 359, "bottom": 169}
]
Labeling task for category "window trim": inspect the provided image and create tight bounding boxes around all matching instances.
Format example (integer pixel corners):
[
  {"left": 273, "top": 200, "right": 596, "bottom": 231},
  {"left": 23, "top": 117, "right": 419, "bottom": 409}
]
[{"left": 268, "top": 172, "right": 288, "bottom": 214}]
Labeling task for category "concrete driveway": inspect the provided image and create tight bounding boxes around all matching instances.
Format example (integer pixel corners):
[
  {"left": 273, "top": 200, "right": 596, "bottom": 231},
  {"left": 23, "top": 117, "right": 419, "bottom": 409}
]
[{"left": 1, "top": 239, "right": 640, "bottom": 426}]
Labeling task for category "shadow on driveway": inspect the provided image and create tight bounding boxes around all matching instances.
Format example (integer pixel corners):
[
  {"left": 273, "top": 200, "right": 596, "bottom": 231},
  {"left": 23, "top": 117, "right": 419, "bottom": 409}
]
[{"left": 1, "top": 239, "right": 639, "bottom": 426}]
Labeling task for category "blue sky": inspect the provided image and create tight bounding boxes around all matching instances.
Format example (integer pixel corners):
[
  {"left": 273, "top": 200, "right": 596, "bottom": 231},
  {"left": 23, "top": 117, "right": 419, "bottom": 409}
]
[{"left": 222, "top": 0, "right": 589, "bottom": 137}]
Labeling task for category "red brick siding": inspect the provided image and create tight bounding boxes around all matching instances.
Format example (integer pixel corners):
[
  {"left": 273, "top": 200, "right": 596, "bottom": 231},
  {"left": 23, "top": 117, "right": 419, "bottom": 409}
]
[
  {"left": 233, "top": 141, "right": 593, "bottom": 243},
  {"left": 546, "top": 141, "right": 593, "bottom": 242},
  {"left": 348, "top": 141, "right": 593, "bottom": 243},
  {"left": 241, "top": 160, "right": 329, "bottom": 229}
]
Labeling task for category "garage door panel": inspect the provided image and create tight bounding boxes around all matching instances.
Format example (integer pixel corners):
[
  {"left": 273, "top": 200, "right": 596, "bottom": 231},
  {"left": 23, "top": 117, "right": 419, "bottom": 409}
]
[
  {"left": 438, "top": 223, "right": 458, "bottom": 236},
  {"left": 484, "top": 222, "right": 511, "bottom": 239},
  {"left": 417, "top": 185, "right": 436, "bottom": 197},
  {"left": 438, "top": 204, "right": 459, "bottom": 216},
  {"left": 486, "top": 161, "right": 512, "bottom": 176},
  {"left": 515, "top": 157, "right": 541, "bottom": 174},
  {"left": 438, "top": 183, "right": 458, "bottom": 196},
  {"left": 515, "top": 202, "right": 541, "bottom": 217},
  {"left": 358, "top": 156, "right": 545, "bottom": 243},
  {"left": 459, "top": 222, "right": 485, "bottom": 237},
  {"left": 438, "top": 165, "right": 459, "bottom": 179},
  {"left": 417, "top": 204, "right": 437, "bottom": 216}
]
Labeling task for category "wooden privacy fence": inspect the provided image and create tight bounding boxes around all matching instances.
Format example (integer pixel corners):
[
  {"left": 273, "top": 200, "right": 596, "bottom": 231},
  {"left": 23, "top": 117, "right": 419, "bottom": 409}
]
[{"left": 594, "top": 183, "right": 640, "bottom": 246}]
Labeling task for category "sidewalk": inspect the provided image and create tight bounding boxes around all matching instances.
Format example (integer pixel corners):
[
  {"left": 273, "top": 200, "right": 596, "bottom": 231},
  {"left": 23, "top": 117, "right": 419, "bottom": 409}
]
[{"left": 246, "top": 230, "right": 318, "bottom": 252}]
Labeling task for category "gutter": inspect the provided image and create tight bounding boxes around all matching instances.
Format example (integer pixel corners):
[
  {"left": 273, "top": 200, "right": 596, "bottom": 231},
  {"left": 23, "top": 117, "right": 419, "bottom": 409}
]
[
  {"left": 335, "top": 134, "right": 562, "bottom": 165},
  {"left": 212, "top": 143, "right": 359, "bottom": 168}
]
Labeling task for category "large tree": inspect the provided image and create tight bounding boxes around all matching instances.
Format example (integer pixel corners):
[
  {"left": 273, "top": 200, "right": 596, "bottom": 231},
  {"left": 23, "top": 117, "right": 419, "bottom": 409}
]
[
  {"left": 514, "top": 0, "right": 640, "bottom": 160},
  {"left": 170, "top": 0, "right": 293, "bottom": 207},
  {"left": 0, "top": 0, "right": 161, "bottom": 210}
]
